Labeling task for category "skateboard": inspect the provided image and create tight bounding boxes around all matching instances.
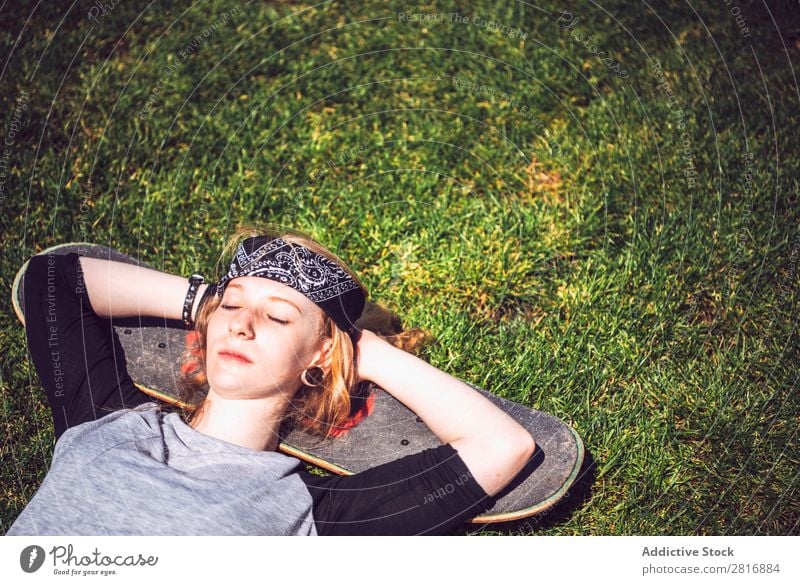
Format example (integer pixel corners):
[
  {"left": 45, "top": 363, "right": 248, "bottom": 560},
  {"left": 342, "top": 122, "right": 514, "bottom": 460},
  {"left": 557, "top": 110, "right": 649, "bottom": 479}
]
[{"left": 12, "top": 243, "right": 584, "bottom": 524}]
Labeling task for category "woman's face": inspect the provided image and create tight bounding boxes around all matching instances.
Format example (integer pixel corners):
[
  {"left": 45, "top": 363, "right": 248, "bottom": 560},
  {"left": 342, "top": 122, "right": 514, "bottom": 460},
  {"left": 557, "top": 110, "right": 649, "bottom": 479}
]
[{"left": 205, "top": 276, "right": 329, "bottom": 400}]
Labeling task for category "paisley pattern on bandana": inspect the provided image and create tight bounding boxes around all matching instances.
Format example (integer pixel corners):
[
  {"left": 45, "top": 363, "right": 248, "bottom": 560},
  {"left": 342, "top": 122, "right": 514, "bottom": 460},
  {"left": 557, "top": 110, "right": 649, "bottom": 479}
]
[
  {"left": 216, "top": 236, "right": 366, "bottom": 336},
  {"left": 221, "top": 238, "right": 359, "bottom": 303}
]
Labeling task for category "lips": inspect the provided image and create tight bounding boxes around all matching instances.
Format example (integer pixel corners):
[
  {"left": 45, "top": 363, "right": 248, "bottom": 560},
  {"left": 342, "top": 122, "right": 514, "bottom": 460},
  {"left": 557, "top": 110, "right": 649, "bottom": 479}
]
[{"left": 218, "top": 349, "right": 252, "bottom": 364}]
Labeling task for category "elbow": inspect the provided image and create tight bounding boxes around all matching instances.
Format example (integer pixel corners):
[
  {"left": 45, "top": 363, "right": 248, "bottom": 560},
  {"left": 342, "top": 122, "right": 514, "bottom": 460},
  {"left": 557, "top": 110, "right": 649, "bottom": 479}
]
[
  {"left": 522, "top": 430, "right": 536, "bottom": 460},
  {"left": 488, "top": 429, "right": 535, "bottom": 471},
  {"left": 507, "top": 429, "right": 536, "bottom": 463},
  {"left": 502, "top": 430, "right": 536, "bottom": 481},
  {"left": 483, "top": 431, "right": 537, "bottom": 497},
  {"left": 451, "top": 430, "right": 536, "bottom": 498}
]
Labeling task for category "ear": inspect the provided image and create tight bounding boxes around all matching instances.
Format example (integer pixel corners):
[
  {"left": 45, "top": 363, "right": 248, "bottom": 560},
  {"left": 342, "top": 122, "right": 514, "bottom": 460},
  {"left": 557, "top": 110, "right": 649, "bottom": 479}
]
[{"left": 312, "top": 338, "right": 333, "bottom": 371}]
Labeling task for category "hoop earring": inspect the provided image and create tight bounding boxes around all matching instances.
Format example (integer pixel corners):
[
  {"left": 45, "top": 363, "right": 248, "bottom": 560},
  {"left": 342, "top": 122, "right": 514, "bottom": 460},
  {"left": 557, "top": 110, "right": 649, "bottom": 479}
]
[{"left": 301, "top": 366, "right": 324, "bottom": 387}]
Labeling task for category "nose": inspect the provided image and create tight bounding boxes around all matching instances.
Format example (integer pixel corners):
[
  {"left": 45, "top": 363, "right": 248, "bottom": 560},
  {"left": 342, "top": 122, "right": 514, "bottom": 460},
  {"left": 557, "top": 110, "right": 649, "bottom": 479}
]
[{"left": 228, "top": 307, "right": 255, "bottom": 338}]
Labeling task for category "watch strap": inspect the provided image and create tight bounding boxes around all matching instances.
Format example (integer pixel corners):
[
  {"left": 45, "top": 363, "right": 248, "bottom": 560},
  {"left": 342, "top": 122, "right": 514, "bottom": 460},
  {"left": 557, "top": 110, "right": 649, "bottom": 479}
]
[{"left": 182, "top": 274, "right": 205, "bottom": 328}]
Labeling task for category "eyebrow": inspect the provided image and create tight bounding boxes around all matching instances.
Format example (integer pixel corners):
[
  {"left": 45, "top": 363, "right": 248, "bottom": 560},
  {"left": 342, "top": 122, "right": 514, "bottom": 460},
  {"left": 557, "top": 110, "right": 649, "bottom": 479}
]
[{"left": 227, "top": 282, "right": 302, "bottom": 314}]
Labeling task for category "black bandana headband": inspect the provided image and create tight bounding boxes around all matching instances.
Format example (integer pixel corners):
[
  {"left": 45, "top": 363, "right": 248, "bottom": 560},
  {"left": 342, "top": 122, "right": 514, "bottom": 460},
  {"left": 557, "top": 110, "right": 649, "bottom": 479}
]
[{"left": 216, "top": 236, "right": 366, "bottom": 339}]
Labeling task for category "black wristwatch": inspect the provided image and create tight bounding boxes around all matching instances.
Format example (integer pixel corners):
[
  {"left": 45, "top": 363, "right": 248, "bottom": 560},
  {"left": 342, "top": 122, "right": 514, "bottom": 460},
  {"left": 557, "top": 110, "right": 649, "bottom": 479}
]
[{"left": 182, "top": 274, "right": 205, "bottom": 329}]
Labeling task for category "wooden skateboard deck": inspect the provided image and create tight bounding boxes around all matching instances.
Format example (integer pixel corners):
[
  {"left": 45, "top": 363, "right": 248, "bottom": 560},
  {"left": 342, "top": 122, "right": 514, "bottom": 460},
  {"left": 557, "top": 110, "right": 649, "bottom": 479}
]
[{"left": 12, "top": 243, "right": 584, "bottom": 524}]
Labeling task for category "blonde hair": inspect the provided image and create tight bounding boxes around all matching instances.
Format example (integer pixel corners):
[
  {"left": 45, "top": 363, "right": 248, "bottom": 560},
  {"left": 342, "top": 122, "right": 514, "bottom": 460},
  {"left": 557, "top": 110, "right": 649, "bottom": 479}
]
[{"left": 176, "top": 222, "right": 434, "bottom": 440}]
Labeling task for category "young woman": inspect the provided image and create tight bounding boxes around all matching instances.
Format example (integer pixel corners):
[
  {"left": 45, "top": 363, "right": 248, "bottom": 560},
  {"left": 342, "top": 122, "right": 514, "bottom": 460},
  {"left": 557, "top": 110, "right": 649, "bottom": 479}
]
[{"left": 7, "top": 224, "right": 535, "bottom": 536}]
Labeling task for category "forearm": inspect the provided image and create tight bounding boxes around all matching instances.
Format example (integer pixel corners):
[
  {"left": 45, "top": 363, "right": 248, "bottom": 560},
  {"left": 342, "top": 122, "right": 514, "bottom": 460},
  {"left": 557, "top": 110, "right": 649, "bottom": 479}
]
[
  {"left": 78, "top": 256, "right": 209, "bottom": 322},
  {"left": 362, "top": 340, "right": 535, "bottom": 496},
  {"left": 359, "top": 332, "right": 536, "bottom": 496},
  {"left": 363, "top": 340, "right": 533, "bottom": 451}
]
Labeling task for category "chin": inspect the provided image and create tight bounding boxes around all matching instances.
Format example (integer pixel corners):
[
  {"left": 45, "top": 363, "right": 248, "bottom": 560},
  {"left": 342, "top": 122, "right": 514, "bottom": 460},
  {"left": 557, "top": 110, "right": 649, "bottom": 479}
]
[
  {"left": 206, "top": 362, "right": 253, "bottom": 396},
  {"left": 206, "top": 362, "right": 284, "bottom": 399}
]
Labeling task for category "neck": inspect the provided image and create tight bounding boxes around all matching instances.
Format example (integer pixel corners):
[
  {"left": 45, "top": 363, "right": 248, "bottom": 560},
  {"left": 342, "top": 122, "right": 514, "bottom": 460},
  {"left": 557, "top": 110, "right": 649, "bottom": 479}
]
[{"left": 188, "top": 387, "right": 290, "bottom": 452}]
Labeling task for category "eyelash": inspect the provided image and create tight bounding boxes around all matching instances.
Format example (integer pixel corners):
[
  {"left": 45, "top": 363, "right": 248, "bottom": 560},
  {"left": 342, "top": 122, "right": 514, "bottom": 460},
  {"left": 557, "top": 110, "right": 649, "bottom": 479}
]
[{"left": 220, "top": 305, "right": 288, "bottom": 325}]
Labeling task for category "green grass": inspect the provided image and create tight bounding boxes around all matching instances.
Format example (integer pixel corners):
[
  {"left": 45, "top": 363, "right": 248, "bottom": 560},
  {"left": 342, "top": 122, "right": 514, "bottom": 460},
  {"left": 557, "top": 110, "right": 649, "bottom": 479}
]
[{"left": 1, "top": 0, "right": 798, "bottom": 535}]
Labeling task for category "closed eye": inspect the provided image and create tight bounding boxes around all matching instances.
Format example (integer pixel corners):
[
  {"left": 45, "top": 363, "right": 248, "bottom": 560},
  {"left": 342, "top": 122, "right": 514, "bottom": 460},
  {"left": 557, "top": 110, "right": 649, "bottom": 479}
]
[{"left": 220, "top": 305, "right": 289, "bottom": 325}]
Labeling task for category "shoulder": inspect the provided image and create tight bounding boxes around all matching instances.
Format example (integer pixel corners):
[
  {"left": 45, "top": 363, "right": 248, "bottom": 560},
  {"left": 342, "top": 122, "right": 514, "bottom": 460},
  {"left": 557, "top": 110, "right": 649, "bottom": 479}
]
[{"left": 55, "top": 403, "right": 165, "bottom": 452}]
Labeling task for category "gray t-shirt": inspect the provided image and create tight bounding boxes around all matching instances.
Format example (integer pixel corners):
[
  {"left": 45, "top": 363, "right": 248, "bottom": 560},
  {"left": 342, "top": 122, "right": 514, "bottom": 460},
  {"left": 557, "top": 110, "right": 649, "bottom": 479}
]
[{"left": 6, "top": 403, "right": 317, "bottom": 535}]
